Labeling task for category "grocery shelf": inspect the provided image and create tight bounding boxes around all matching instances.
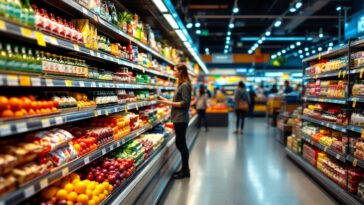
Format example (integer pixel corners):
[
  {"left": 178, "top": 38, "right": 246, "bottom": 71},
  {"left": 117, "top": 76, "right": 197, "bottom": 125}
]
[
  {"left": 286, "top": 148, "right": 363, "bottom": 205},
  {"left": 55, "top": 0, "right": 176, "bottom": 66},
  {"left": 347, "top": 125, "right": 363, "bottom": 133},
  {"left": 0, "top": 115, "right": 170, "bottom": 205},
  {"left": 301, "top": 134, "right": 346, "bottom": 162},
  {"left": 0, "top": 73, "right": 175, "bottom": 90},
  {"left": 0, "top": 19, "right": 176, "bottom": 80},
  {"left": 0, "top": 101, "right": 157, "bottom": 137},
  {"left": 349, "top": 67, "right": 364, "bottom": 75},
  {"left": 301, "top": 115, "right": 347, "bottom": 133},
  {"left": 302, "top": 45, "right": 348, "bottom": 63},
  {"left": 347, "top": 96, "right": 364, "bottom": 103},
  {"left": 303, "top": 68, "right": 348, "bottom": 80},
  {"left": 346, "top": 155, "right": 364, "bottom": 169},
  {"left": 302, "top": 96, "right": 346, "bottom": 104}
]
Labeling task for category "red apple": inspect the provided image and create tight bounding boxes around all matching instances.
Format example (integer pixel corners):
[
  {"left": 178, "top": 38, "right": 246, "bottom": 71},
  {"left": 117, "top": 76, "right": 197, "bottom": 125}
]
[{"left": 107, "top": 175, "right": 116, "bottom": 184}]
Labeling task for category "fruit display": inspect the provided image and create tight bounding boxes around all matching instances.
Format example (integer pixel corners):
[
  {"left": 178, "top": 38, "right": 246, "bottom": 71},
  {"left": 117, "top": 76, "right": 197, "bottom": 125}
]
[
  {"left": 303, "top": 103, "right": 348, "bottom": 126},
  {"left": 305, "top": 80, "right": 346, "bottom": 98},
  {"left": 305, "top": 57, "right": 347, "bottom": 76},
  {"left": 206, "top": 99, "right": 228, "bottom": 113},
  {"left": 111, "top": 140, "right": 145, "bottom": 167},
  {"left": 90, "top": 115, "right": 131, "bottom": 140},
  {"left": 91, "top": 91, "right": 118, "bottom": 106},
  {"left": 52, "top": 92, "right": 96, "bottom": 112},
  {"left": 0, "top": 95, "right": 58, "bottom": 119}
]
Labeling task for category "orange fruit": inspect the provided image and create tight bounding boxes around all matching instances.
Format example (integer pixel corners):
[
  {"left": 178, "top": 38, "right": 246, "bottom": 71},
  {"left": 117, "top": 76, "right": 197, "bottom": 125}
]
[
  {"left": 28, "top": 109, "right": 36, "bottom": 115},
  {"left": 65, "top": 183, "right": 75, "bottom": 192},
  {"left": 1, "top": 109, "right": 13, "bottom": 118},
  {"left": 76, "top": 194, "right": 89, "bottom": 205},
  {"left": 73, "top": 144, "right": 81, "bottom": 152},
  {"left": 14, "top": 110, "right": 24, "bottom": 118},
  {"left": 47, "top": 101, "right": 53, "bottom": 108},
  {"left": 0, "top": 96, "right": 8, "bottom": 110},
  {"left": 75, "top": 181, "right": 87, "bottom": 194},
  {"left": 21, "top": 97, "right": 32, "bottom": 110},
  {"left": 56, "top": 189, "right": 68, "bottom": 200},
  {"left": 98, "top": 193, "right": 105, "bottom": 201},
  {"left": 88, "top": 199, "right": 96, "bottom": 205},
  {"left": 51, "top": 107, "right": 58, "bottom": 112},
  {"left": 21, "top": 108, "right": 27, "bottom": 115},
  {"left": 103, "top": 190, "right": 109, "bottom": 196},
  {"left": 87, "top": 183, "right": 95, "bottom": 191},
  {"left": 108, "top": 185, "right": 113, "bottom": 192},
  {"left": 92, "top": 196, "right": 100, "bottom": 204},
  {"left": 31, "top": 101, "right": 39, "bottom": 110},
  {"left": 86, "top": 189, "right": 93, "bottom": 198},
  {"left": 92, "top": 189, "right": 100, "bottom": 196},
  {"left": 67, "top": 191, "right": 78, "bottom": 202},
  {"left": 28, "top": 95, "right": 35, "bottom": 101},
  {"left": 41, "top": 186, "right": 59, "bottom": 199},
  {"left": 69, "top": 173, "right": 80, "bottom": 181},
  {"left": 9, "top": 97, "right": 21, "bottom": 110},
  {"left": 67, "top": 201, "right": 74, "bottom": 205}
]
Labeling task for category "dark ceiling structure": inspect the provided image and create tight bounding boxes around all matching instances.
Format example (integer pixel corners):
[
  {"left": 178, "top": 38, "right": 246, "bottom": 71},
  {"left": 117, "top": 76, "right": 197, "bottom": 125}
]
[{"left": 173, "top": 0, "right": 357, "bottom": 56}]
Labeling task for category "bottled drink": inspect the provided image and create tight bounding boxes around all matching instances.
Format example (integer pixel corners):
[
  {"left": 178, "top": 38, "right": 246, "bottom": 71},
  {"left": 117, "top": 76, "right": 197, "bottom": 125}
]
[{"left": 0, "top": 42, "right": 7, "bottom": 68}]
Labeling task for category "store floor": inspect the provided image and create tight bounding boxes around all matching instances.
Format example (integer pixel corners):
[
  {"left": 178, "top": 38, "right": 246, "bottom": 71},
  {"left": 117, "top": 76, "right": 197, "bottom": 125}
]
[{"left": 158, "top": 114, "right": 339, "bottom": 205}]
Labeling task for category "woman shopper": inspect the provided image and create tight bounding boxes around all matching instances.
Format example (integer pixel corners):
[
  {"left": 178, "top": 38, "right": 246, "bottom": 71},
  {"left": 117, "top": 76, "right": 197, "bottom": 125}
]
[
  {"left": 195, "top": 84, "right": 209, "bottom": 131},
  {"left": 234, "top": 81, "right": 250, "bottom": 134},
  {"left": 158, "top": 63, "right": 192, "bottom": 179}
]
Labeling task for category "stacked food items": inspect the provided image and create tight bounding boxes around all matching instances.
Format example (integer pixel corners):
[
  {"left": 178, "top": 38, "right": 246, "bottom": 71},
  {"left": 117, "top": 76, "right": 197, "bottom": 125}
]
[
  {"left": 351, "top": 51, "right": 364, "bottom": 68},
  {"left": 348, "top": 168, "right": 364, "bottom": 193},
  {"left": 206, "top": 99, "right": 228, "bottom": 113},
  {"left": 352, "top": 81, "right": 364, "bottom": 96},
  {"left": 303, "top": 103, "right": 348, "bottom": 126},
  {"left": 353, "top": 139, "right": 364, "bottom": 160},
  {"left": 111, "top": 140, "right": 145, "bottom": 167},
  {"left": 0, "top": 95, "right": 59, "bottom": 119},
  {"left": 317, "top": 152, "right": 347, "bottom": 188},
  {"left": 287, "top": 136, "right": 302, "bottom": 154},
  {"left": 305, "top": 57, "right": 347, "bottom": 76},
  {"left": 156, "top": 104, "right": 171, "bottom": 120},
  {"left": 302, "top": 122, "right": 347, "bottom": 154},
  {"left": 52, "top": 92, "right": 96, "bottom": 113},
  {"left": 305, "top": 80, "right": 346, "bottom": 98},
  {"left": 303, "top": 143, "right": 319, "bottom": 166},
  {"left": 0, "top": 0, "right": 35, "bottom": 27},
  {"left": 90, "top": 114, "right": 131, "bottom": 141}
]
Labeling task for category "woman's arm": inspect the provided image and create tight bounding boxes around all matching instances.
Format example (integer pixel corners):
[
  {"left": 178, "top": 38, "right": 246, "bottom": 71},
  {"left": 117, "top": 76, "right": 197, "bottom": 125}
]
[{"left": 159, "top": 84, "right": 191, "bottom": 108}]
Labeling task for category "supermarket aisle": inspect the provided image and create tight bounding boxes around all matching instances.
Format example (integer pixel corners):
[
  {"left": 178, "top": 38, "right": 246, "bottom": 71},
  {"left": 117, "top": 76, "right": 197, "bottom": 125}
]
[{"left": 158, "top": 115, "right": 338, "bottom": 205}]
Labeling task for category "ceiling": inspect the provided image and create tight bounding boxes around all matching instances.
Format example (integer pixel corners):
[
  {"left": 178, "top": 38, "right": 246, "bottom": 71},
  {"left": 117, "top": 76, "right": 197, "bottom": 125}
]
[{"left": 173, "top": 0, "right": 355, "bottom": 56}]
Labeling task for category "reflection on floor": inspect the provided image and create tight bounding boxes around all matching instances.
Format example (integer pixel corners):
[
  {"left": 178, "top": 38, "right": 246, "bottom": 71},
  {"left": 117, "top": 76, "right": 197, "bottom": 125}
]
[{"left": 158, "top": 114, "right": 339, "bottom": 205}]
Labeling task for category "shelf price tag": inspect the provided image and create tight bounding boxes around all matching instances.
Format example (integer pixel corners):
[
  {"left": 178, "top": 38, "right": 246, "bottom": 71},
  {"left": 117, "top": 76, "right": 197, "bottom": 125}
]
[
  {"left": 353, "top": 159, "right": 358, "bottom": 167},
  {"left": 15, "top": 122, "right": 27, "bottom": 133},
  {"left": 73, "top": 44, "right": 80, "bottom": 51},
  {"left": 91, "top": 82, "right": 96, "bottom": 87},
  {"left": 40, "top": 178, "right": 48, "bottom": 189},
  {"left": 342, "top": 70, "right": 347, "bottom": 78},
  {"left": 90, "top": 50, "right": 95, "bottom": 56},
  {"left": 20, "top": 27, "right": 34, "bottom": 38},
  {"left": 81, "top": 7, "right": 87, "bottom": 14},
  {"left": 324, "top": 146, "right": 328, "bottom": 152},
  {"left": 30, "top": 77, "right": 41, "bottom": 86},
  {"left": 41, "top": 118, "right": 50, "bottom": 128},
  {"left": 49, "top": 36, "right": 58, "bottom": 46},
  {"left": 336, "top": 154, "right": 340, "bottom": 160},
  {"left": 62, "top": 167, "right": 69, "bottom": 176},
  {"left": 19, "top": 76, "right": 31, "bottom": 86},
  {"left": 361, "top": 129, "right": 364, "bottom": 138},
  {"left": 35, "top": 32, "right": 46, "bottom": 47},
  {"left": 94, "top": 111, "right": 98, "bottom": 117},
  {"left": 6, "top": 75, "right": 19, "bottom": 86},
  {"left": 360, "top": 68, "right": 364, "bottom": 79},
  {"left": 105, "top": 109, "right": 109, "bottom": 116},
  {"left": 0, "top": 124, "right": 11, "bottom": 136},
  {"left": 79, "top": 81, "right": 85, "bottom": 87},
  {"left": 0, "top": 20, "right": 6, "bottom": 30},
  {"left": 24, "top": 186, "right": 35, "bottom": 198},
  {"left": 353, "top": 97, "right": 357, "bottom": 108},
  {"left": 84, "top": 156, "right": 90, "bottom": 164},
  {"left": 46, "top": 79, "right": 54, "bottom": 87},
  {"left": 117, "top": 142, "right": 120, "bottom": 147},
  {"left": 65, "top": 80, "right": 73, "bottom": 87},
  {"left": 338, "top": 70, "right": 342, "bottom": 78},
  {"left": 55, "top": 116, "right": 63, "bottom": 125},
  {"left": 125, "top": 106, "right": 128, "bottom": 113},
  {"left": 102, "top": 149, "right": 106, "bottom": 155}
]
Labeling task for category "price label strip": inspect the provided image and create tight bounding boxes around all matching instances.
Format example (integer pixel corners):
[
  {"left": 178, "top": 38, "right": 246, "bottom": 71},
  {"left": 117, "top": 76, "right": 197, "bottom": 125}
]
[
  {"left": 35, "top": 31, "right": 46, "bottom": 47},
  {"left": 40, "top": 178, "right": 48, "bottom": 189},
  {"left": 15, "top": 122, "right": 27, "bottom": 133},
  {"left": 41, "top": 118, "right": 51, "bottom": 128},
  {"left": 73, "top": 44, "right": 80, "bottom": 51},
  {"left": 353, "top": 97, "right": 357, "bottom": 108},
  {"left": 0, "top": 124, "right": 11, "bottom": 136},
  {"left": 354, "top": 158, "right": 358, "bottom": 167},
  {"left": 0, "top": 20, "right": 6, "bottom": 30},
  {"left": 24, "top": 186, "right": 35, "bottom": 198},
  {"left": 19, "top": 76, "right": 31, "bottom": 86},
  {"left": 30, "top": 77, "right": 41, "bottom": 86},
  {"left": 338, "top": 70, "right": 342, "bottom": 78},
  {"left": 62, "top": 167, "right": 69, "bottom": 176},
  {"left": 65, "top": 80, "right": 73, "bottom": 87},
  {"left": 20, "top": 27, "right": 34, "bottom": 39},
  {"left": 6, "top": 75, "right": 18, "bottom": 86}
]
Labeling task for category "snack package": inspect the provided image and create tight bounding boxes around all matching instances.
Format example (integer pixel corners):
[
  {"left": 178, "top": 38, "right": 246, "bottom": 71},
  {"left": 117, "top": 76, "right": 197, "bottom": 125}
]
[
  {"left": 27, "top": 129, "right": 74, "bottom": 154},
  {"left": 49, "top": 144, "right": 78, "bottom": 166}
]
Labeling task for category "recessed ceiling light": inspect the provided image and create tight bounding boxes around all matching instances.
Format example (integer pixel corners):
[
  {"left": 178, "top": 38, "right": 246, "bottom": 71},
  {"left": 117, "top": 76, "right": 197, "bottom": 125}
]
[
  {"left": 195, "top": 22, "right": 201, "bottom": 28},
  {"left": 186, "top": 23, "right": 193, "bottom": 29},
  {"left": 265, "top": 31, "right": 271, "bottom": 36},
  {"left": 233, "top": 7, "right": 239, "bottom": 13},
  {"left": 229, "top": 23, "right": 234, "bottom": 28},
  {"left": 274, "top": 20, "right": 282, "bottom": 27}
]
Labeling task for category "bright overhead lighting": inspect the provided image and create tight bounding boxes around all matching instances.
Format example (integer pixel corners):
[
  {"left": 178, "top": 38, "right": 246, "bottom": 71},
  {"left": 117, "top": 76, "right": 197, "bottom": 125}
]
[
  {"left": 233, "top": 7, "right": 239, "bottom": 13},
  {"left": 226, "top": 36, "right": 231, "bottom": 41},
  {"left": 226, "top": 40, "right": 230, "bottom": 44},
  {"left": 305, "top": 52, "right": 310, "bottom": 56},
  {"left": 262, "top": 37, "right": 266, "bottom": 41},
  {"left": 175, "top": 30, "right": 187, "bottom": 41},
  {"left": 319, "top": 33, "right": 323, "bottom": 38},
  {"left": 277, "top": 52, "right": 281, "bottom": 56},
  {"left": 205, "top": 48, "right": 209, "bottom": 54},
  {"left": 254, "top": 43, "right": 258, "bottom": 47},
  {"left": 318, "top": 47, "right": 322, "bottom": 51},
  {"left": 289, "top": 7, "right": 296, "bottom": 13},
  {"left": 336, "top": 6, "right": 342, "bottom": 11},
  {"left": 225, "top": 45, "right": 229, "bottom": 49},
  {"left": 229, "top": 23, "right": 234, "bottom": 28},
  {"left": 224, "top": 50, "right": 228, "bottom": 54},
  {"left": 296, "top": 41, "right": 301, "bottom": 46},
  {"left": 196, "top": 30, "right": 201, "bottom": 34},
  {"left": 329, "top": 42, "right": 334, "bottom": 46},
  {"left": 299, "top": 55, "right": 304, "bottom": 59},
  {"left": 274, "top": 20, "right": 282, "bottom": 27},
  {"left": 304, "top": 47, "right": 308, "bottom": 51},
  {"left": 307, "top": 37, "right": 313, "bottom": 41},
  {"left": 152, "top": 0, "right": 168, "bottom": 12},
  {"left": 265, "top": 31, "right": 271, "bottom": 36},
  {"left": 184, "top": 41, "right": 192, "bottom": 48},
  {"left": 298, "top": 50, "right": 302, "bottom": 54},
  {"left": 195, "top": 22, "right": 201, "bottom": 28},
  {"left": 296, "top": 1, "right": 303, "bottom": 9},
  {"left": 186, "top": 23, "right": 193, "bottom": 29},
  {"left": 328, "top": 47, "right": 333, "bottom": 50},
  {"left": 282, "top": 49, "right": 286, "bottom": 54},
  {"left": 227, "top": 31, "right": 231, "bottom": 36},
  {"left": 312, "top": 50, "right": 316, "bottom": 54},
  {"left": 163, "top": 14, "right": 179, "bottom": 29},
  {"left": 265, "top": 72, "right": 283, "bottom": 77},
  {"left": 248, "top": 50, "right": 253, "bottom": 54},
  {"left": 258, "top": 40, "right": 263, "bottom": 44},
  {"left": 290, "top": 44, "right": 295, "bottom": 49}
]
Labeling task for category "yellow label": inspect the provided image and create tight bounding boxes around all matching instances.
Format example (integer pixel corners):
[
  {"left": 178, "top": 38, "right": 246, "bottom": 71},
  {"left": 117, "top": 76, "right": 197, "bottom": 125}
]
[
  {"left": 318, "top": 53, "right": 321, "bottom": 60},
  {"left": 324, "top": 146, "right": 328, "bottom": 152},
  {"left": 65, "top": 80, "right": 72, "bottom": 87},
  {"left": 360, "top": 68, "right": 364, "bottom": 79},
  {"left": 41, "top": 118, "right": 50, "bottom": 127},
  {"left": 361, "top": 129, "right": 364, "bottom": 138},
  {"left": 20, "top": 27, "right": 33, "bottom": 38},
  {"left": 93, "top": 15, "right": 98, "bottom": 22},
  {"left": 94, "top": 111, "right": 98, "bottom": 117},
  {"left": 353, "top": 97, "right": 357, "bottom": 108},
  {"left": 338, "top": 70, "right": 342, "bottom": 78},
  {"left": 73, "top": 44, "right": 80, "bottom": 51},
  {"left": 35, "top": 32, "right": 46, "bottom": 47},
  {"left": 49, "top": 36, "right": 58, "bottom": 45},
  {"left": 0, "top": 20, "right": 6, "bottom": 30},
  {"left": 62, "top": 167, "right": 69, "bottom": 176},
  {"left": 342, "top": 70, "right": 346, "bottom": 78},
  {"left": 40, "top": 178, "right": 48, "bottom": 189},
  {"left": 105, "top": 109, "right": 109, "bottom": 116},
  {"left": 125, "top": 106, "right": 128, "bottom": 113},
  {"left": 354, "top": 159, "right": 358, "bottom": 167},
  {"left": 19, "top": 76, "right": 31, "bottom": 86}
]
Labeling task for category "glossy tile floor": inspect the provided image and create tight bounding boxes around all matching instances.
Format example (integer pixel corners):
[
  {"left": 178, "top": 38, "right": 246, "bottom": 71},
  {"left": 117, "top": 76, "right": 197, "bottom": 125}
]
[{"left": 158, "top": 115, "right": 339, "bottom": 205}]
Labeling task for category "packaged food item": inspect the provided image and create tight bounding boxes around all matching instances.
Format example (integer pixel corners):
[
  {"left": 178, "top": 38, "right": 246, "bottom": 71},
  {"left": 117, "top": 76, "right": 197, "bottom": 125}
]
[
  {"left": 0, "top": 154, "right": 17, "bottom": 175},
  {"left": 12, "top": 160, "right": 52, "bottom": 184},
  {"left": 0, "top": 175, "right": 16, "bottom": 196},
  {"left": 49, "top": 144, "right": 78, "bottom": 166}
]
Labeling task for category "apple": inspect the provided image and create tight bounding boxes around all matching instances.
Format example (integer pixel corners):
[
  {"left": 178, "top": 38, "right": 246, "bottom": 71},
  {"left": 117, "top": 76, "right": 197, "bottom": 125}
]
[
  {"left": 103, "top": 161, "right": 111, "bottom": 169},
  {"left": 119, "top": 172, "right": 125, "bottom": 179},
  {"left": 86, "top": 174, "right": 94, "bottom": 180},
  {"left": 109, "top": 165, "right": 116, "bottom": 170},
  {"left": 108, "top": 175, "right": 116, "bottom": 184},
  {"left": 96, "top": 175, "right": 104, "bottom": 183}
]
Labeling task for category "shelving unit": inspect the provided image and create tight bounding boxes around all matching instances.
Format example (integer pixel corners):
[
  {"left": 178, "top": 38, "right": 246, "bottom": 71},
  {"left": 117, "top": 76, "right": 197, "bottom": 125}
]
[
  {"left": 301, "top": 115, "right": 347, "bottom": 133},
  {"left": 0, "top": 0, "right": 203, "bottom": 204},
  {"left": 302, "top": 96, "right": 346, "bottom": 104}
]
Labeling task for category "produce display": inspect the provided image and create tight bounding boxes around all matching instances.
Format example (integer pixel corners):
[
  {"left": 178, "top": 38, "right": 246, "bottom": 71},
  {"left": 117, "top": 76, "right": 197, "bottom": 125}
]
[
  {"left": 305, "top": 80, "right": 346, "bottom": 98},
  {"left": 206, "top": 99, "right": 228, "bottom": 113},
  {"left": 303, "top": 103, "right": 348, "bottom": 126}
]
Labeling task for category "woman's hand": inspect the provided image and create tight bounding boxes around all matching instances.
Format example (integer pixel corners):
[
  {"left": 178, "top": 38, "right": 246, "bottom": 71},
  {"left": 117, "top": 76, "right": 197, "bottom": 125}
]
[{"left": 158, "top": 99, "right": 170, "bottom": 105}]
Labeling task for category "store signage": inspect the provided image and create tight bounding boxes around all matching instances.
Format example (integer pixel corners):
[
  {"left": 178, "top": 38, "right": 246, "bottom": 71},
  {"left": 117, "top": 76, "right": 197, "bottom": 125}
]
[
  {"left": 212, "top": 54, "right": 233, "bottom": 63},
  {"left": 358, "top": 16, "right": 364, "bottom": 33},
  {"left": 345, "top": 9, "right": 364, "bottom": 39}
]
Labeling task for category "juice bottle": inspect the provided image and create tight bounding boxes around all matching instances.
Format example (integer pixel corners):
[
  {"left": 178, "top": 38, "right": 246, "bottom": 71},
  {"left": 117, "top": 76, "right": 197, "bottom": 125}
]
[
  {"left": 0, "top": 42, "right": 7, "bottom": 69},
  {"left": 20, "top": 46, "right": 30, "bottom": 71},
  {"left": 24, "top": 0, "right": 35, "bottom": 26},
  {"left": 6, "top": 0, "right": 22, "bottom": 22}
]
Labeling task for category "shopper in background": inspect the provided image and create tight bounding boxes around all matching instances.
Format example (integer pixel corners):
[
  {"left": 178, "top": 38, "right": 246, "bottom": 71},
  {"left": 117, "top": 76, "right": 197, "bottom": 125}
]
[
  {"left": 194, "top": 84, "right": 209, "bottom": 131},
  {"left": 284, "top": 80, "right": 293, "bottom": 94},
  {"left": 248, "top": 85, "right": 256, "bottom": 117},
  {"left": 268, "top": 84, "right": 279, "bottom": 95},
  {"left": 158, "top": 64, "right": 192, "bottom": 179},
  {"left": 234, "top": 81, "right": 250, "bottom": 134}
]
